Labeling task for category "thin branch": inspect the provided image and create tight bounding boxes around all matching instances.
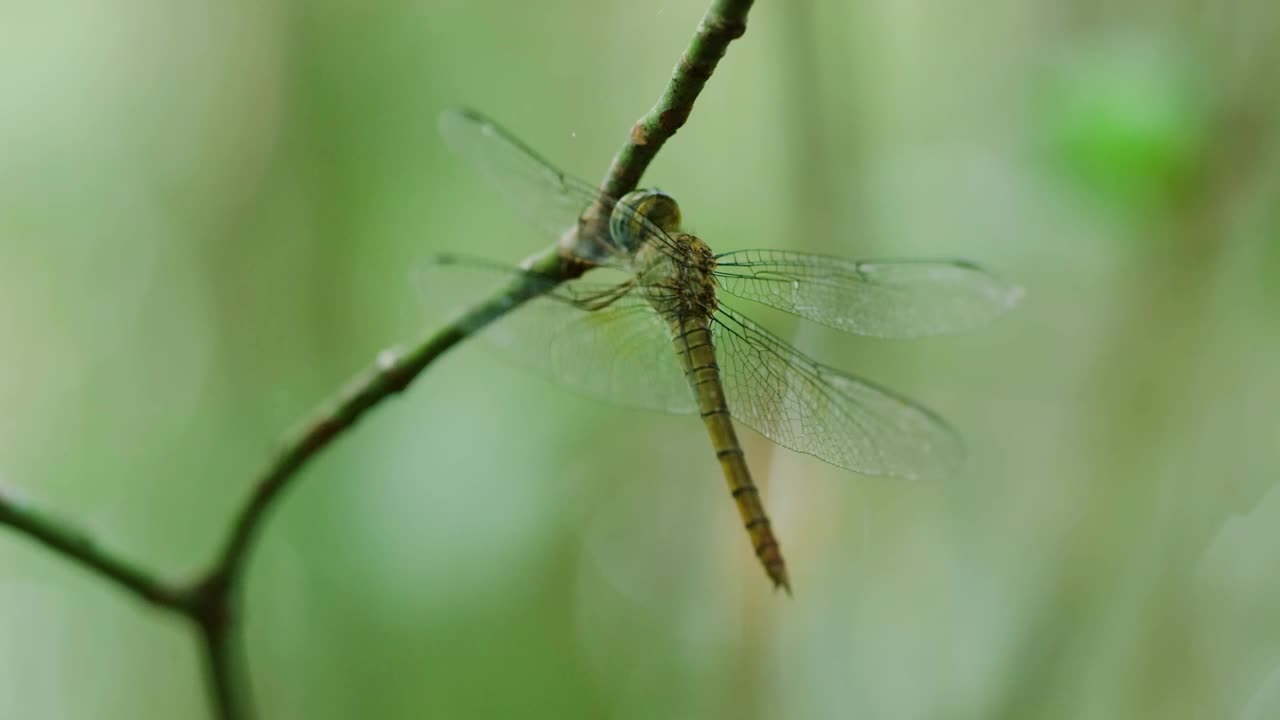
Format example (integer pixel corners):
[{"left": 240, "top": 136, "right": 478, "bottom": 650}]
[
  {"left": 204, "top": 0, "right": 757, "bottom": 593},
  {"left": 188, "top": 3, "right": 757, "bottom": 712},
  {"left": 0, "top": 492, "right": 188, "bottom": 611},
  {"left": 190, "top": 571, "right": 249, "bottom": 720},
  {"left": 597, "top": 0, "right": 755, "bottom": 201},
  {"left": 206, "top": 246, "right": 566, "bottom": 585},
  {"left": 0, "top": 1, "right": 758, "bottom": 718},
  {"left": 198, "top": 619, "right": 245, "bottom": 720}
]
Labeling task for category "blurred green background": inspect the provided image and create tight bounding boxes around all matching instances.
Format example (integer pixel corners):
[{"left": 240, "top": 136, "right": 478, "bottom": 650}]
[{"left": 2, "top": 1, "right": 1279, "bottom": 718}]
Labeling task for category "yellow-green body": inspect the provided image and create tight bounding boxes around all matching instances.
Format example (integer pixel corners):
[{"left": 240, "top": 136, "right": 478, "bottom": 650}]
[
  {"left": 622, "top": 191, "right": 790, "bottom": 591},
  {"left": 444, "top": 108, "right": 1018, "bottom": 594}
]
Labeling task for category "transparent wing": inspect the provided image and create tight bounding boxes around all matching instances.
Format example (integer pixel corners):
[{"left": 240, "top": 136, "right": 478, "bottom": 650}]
[
  {"left": 440, "top": 107, "right": 635, "bottom": 263},
  {"left": 713, "top": 250, "right": 1023, "bottom": 338},
  {"left": 490, "top": 290, "right": 696, "bottom": 413},
  {"left": 438, "top": 107, "right": 686, "bottom": 265},
  {"left": 417, "top": 257, "right": 694, "bottom": 414},
  {"left": 709, "top": 306, "right": 963, "bottom": 480},
  {"left": 439, "top": 108, "right": 592, "bottom": 241}
]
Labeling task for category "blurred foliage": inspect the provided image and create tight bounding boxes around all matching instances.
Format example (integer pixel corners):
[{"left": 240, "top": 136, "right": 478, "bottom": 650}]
[
  {"left": 1037, "top": 38, "right": 1208, "bottom": 213},
  {"left": 2, "top": 1, "right": 1279, "bottom": 719}
]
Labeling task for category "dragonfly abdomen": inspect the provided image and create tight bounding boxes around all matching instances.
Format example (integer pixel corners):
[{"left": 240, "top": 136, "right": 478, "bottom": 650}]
[{"left": 670, "top": 315, "right": 790, "bottom": 592}]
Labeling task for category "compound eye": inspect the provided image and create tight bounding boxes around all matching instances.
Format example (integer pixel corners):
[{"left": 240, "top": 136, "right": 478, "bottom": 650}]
[{"left": 610, "top": 190, "right": 682, "bottom": 252}]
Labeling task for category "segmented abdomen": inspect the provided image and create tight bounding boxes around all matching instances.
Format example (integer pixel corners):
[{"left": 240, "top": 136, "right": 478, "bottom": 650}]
[{"left": 669, "top": 313, "right": 790, "bottom": 592}]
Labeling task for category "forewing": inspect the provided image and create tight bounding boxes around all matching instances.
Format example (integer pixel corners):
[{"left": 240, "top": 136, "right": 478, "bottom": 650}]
[
  {"left": 439, "top": 108, "right": 690, "bottom": 266},
  {"left": 438, "top": 108, "right": 631, "bottom": 263},
  {"left": 714, "top": 250, "right": 1022, "bottom": 338},
  {"left": 709, "top": 306, "right": 963, "bottom": 479},
  {"left": 417, "top": 258, "right": 693, "bottom": 414}
]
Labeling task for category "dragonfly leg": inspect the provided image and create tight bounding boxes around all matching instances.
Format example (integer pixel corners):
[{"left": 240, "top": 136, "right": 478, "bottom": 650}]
[{"left": 572, "top": 279, "right": 637, "bottom": 311}]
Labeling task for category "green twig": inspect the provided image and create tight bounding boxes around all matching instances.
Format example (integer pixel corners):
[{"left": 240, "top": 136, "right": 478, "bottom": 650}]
[
  {"left": 199, "top": 0, "right": 758, "bottom": 606},
  {"left": 0, "top": 492, "right": 187, "bottom": 611},
  {"left": 189, "top": 570, "right": 249, "bottom": 720},
  {"left": 597, "top": 0, "right": 755, "bottom": 201},
  {"left": 207, "top": 245, "right": 567, "bottom": 585},
  {"left": 0, "top": 0, "right": 757, "bottom": 717},
  {"left": 198, "top": 618, "right": 244, "bottom": 720}
]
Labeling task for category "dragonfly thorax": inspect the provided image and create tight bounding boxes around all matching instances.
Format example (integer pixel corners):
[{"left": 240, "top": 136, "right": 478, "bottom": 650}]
[
  {"left": 636, "top": 232, "right": 719, "bottom": 320},
  {"left": 611, "top": 189, "right": 718, "bottom": 319}
]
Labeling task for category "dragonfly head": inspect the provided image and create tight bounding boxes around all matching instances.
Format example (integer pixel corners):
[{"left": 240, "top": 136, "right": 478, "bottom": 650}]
[{"left": 611, "top": 189, "right": 682, "bottom": 252}]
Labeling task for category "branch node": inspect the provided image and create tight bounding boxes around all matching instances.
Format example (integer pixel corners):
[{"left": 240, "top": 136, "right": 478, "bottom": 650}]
[
  {"left": 630, "top": 120, "right": 651, "bottom": 146},
  {"left": 701, "top": 16, "right": 747, "bottom": 40},
  {"left": 186, "top": 570, "right": 234, "bottom": 632}
]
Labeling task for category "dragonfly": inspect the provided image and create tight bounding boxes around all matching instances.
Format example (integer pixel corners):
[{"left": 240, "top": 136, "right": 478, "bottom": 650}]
[{"left": 432, "top": 108, "right": 1021, "bottom": 592}]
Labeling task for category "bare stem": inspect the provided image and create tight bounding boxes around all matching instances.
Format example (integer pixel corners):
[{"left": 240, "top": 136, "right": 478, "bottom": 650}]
[
  {"left": 189, "top": 571, "right": 250, "bottom": 720},
  {"left": 0, "top": 1, "right": 757, "bottom": 717},
  {"left": 201, "top": 0, "right": 758, "bottom": 604},
  {"left": 197, "top": 618, "right": 246, "bottom": 720},
  {"left": 0, "top": 493, "right": 187, "bottom": 611},
  {"left": 597, "top": 0, "right": 755, "bottom": 201},
  {"left": 209, "top": 245, "right": 566, "bottom": 583}
]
